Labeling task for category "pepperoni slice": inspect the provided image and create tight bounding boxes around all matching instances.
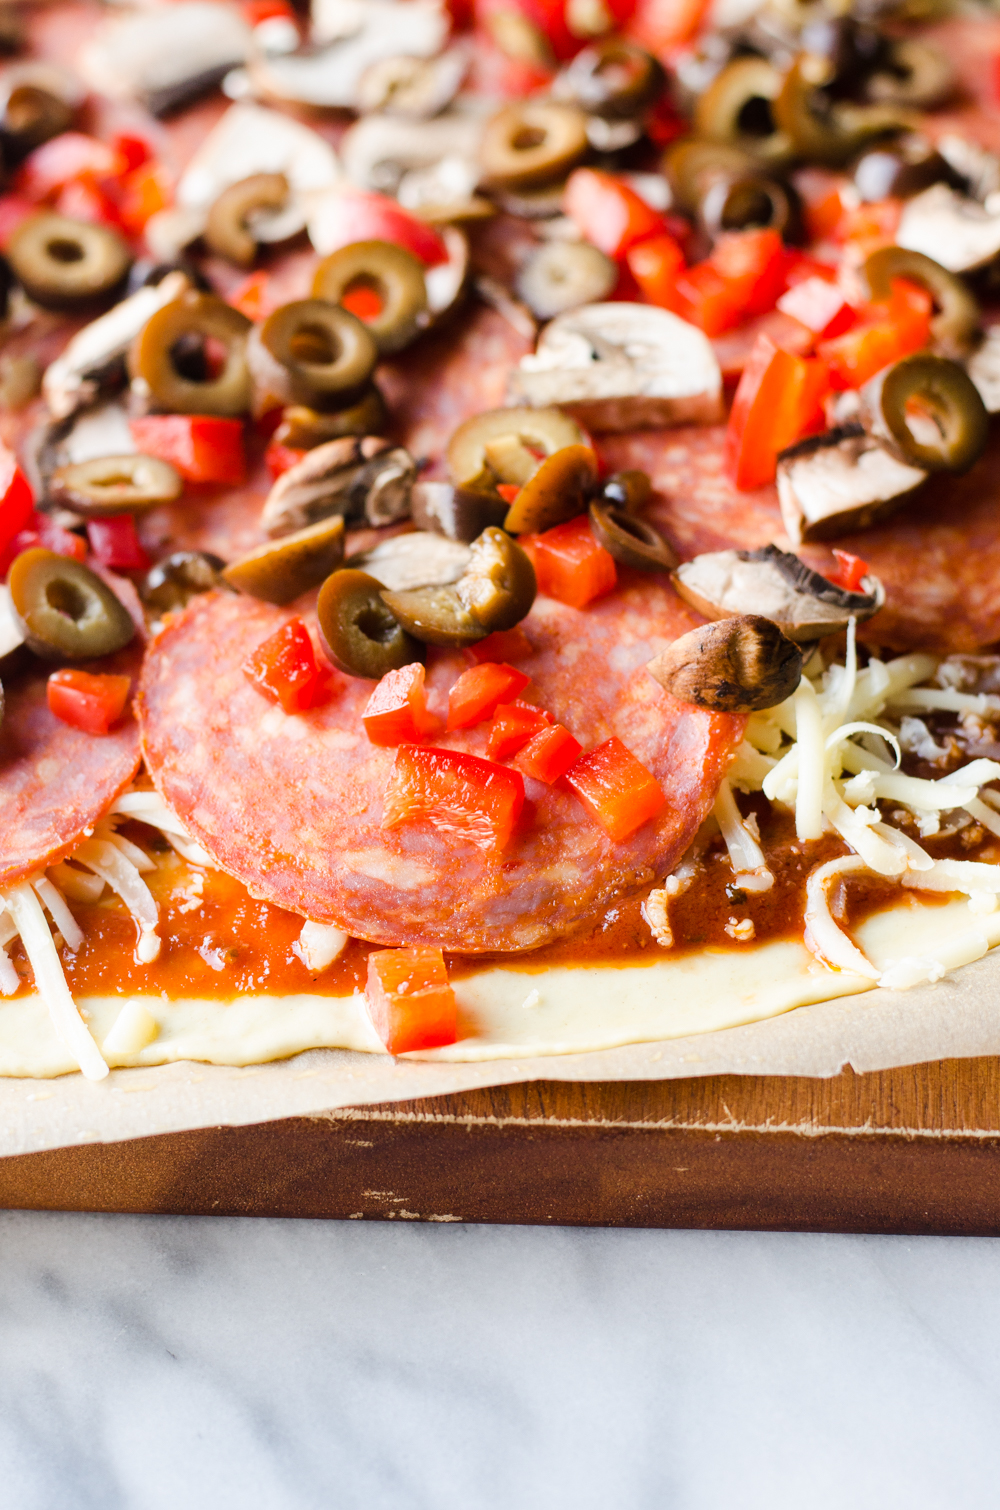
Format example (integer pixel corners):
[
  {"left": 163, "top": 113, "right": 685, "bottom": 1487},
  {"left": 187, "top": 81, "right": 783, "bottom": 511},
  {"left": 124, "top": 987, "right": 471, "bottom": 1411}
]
[
  {"left": 138, "top": 588, "right": 744, "bottom": 952},
  {"left": 0, "top": 651, "right": 141, "bottom": 889}
]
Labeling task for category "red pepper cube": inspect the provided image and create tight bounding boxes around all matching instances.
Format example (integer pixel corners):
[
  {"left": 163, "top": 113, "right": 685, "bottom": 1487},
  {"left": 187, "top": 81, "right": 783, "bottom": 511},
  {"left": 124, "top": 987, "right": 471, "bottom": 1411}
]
[
  {"left": 243, "top": 618, "right": 330, "bottom": 714},
  {"left": 363, "top": 663, "right": 438, "bottom": 746},
  {"left": 486, "top": 699, "right": 551, "bottom": 761},
  {"left": 381, "top": 745, "right": 525, "bottom": 853},
  {"left": 86, "top": 515, "right": 149, "bottom": 570},
  {"left": 777, "top": 276, "right": 856, "bottom": 339},
  {"left": 828, "top": 549, "right": 870, "bottom": 593},
  {"left": 563, "top": 168, "right": 665, "bottom": 259},
  {"left": 520, "top": 515, "right": 617, "bottom": 610},
  {"left": 495, "top": 482, "right": 520, "bottom": 504},
  {"left": 818, "top": 277, "right": 931, "bottom": 390},
  {"left": 47, "top": 669, "right": 131, "bottom": 734},
  {"left": 725, "top": 335, "right": 830, "bottom": 491},
  {"left": 0, "top": 442, "right": 34, "bottom": 556},
  {"left": 625, "top": 231, "right": 686, "bottom": 310},
  {"left": 446, "top": 661, "right": 530, "bottom": 731},
  {"left": 516, "top": 722, "right": 581, "bottom": 784},
  {"left": 710, "top": 227, "right": 787, "bottom": 318},
  {"left": 129, "top": 416, "right": 246, "bottom": 485},
  {"left": 464, "top": 625, "right": 533, "bottom": 664},
  {"left": 17, "top": 133, "right": 125, "bottom": 201},
  {"left": 365, "top": 946, "right": 457, "bottom": 1054},
  {"left": 565, "top": 736, "right": 665, "bottom": 842},
  {"left": 265, "top": 441, "right": 307, "bottom": 479},
  {"left": 316, "top": 189, "right": 447, "bottom": 265},
  {"left": 673, "top": 261, "right": 744, "bottom": 336}
]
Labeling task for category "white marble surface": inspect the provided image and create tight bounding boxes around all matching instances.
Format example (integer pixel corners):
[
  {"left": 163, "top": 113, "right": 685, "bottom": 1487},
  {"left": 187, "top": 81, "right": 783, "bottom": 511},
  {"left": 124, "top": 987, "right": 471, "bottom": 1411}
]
[{"left": 0, "top": 1215, "right": 998, "bottom": 1508}]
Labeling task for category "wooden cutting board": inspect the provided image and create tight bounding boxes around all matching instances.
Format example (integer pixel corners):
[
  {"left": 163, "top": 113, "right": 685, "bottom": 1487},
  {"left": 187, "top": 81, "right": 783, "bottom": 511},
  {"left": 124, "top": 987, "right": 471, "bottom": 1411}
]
[{"left": 1, "top": 1057, "right": 999, "bottom": 1233}]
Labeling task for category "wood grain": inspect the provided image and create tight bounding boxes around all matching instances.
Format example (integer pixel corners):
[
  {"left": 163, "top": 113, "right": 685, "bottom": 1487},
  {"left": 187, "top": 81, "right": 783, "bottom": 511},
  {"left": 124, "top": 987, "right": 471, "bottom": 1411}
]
[{"left": 2, "top": 1058, "right": 1000, "bottom": 1233}]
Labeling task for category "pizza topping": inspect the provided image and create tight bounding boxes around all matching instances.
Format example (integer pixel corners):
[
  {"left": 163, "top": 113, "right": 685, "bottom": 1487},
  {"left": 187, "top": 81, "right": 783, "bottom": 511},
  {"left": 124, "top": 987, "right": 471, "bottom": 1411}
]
[
  {"left": 673, "top": 544, "right": 885, "bottom": 641},
  {"left": 49, "top": 454, "right": 183, "bottom": 518},
  {"left": 339, "top": 108, "right": 482, "bottom": 201},
  {"left": 204, "top": 171, "right": 289, "bottom": 267},
  {"left": 860, "top": 354, "right": 989, "bottom": 474},
  {"left": 364, "top": 945, "right": 457, "bottom": 1054},
  {"left": 776, "top": 424, "right": 927, "bottom": 544},
  {"left": 515, "top": 240, "right": 617, "bottom": 321},
  {"left": 362, "top": 662, "right": 437, "bottom": 745},
  {"left": 410, "top": 479, "right": 508, "bottom": 542},
  {"left": 772, "top": 54, "right": 911, "bottom": 168},
  {"left": 519, "top": 513, "right": 615, "bottom": 608},
  {"left": 860, "top": 247, "right": 980, "bottom": 359},
  {"left": 355, "top": 48, "right": 468, "bottom": 118},
  {"left": 347, "top": 531, "right": 471, "bottom": 591},
  {"left": 275, "top": 389, "right": 388, "bottom": 449},
  {"left": 502, "top": 443, "right": 597, "bottom": 533},
  {"left": 128, "top": 414, "right": 246, "bottom": 484},
  {"left": 7, "top": 212, "right": 131, "bottom": 311},
  {"left": 516, "top": 721, "right": 582, "bottom": 783},
  {"left": 312, "top": 239, "right": 428, "bottom": 355},
  {"left": 511, "top": 302, "right": 724, "bottom": 431},
  {"left": 479, "top": 101, "right": 589, "bottom": 190},
  {"left": 447, "top": 661, "right": 530, "bottom": 730},
  {"left": 382, "top": 743, "right": 526, "bottom": 853},
  {"left": 897, "top": 183, "right": 1000, "bottom": 274},
  {"left": 222, "top": 515, "right": 345, "bottom": 605},
  {"left": 47, "top": 668, "right": 131, "bottom": 735},
  {"left": 8, "top": 550, "right": 135, "bottom": 661},
  {"left": 243, "top": 616, "right": 331, "bottom": 713},
  {"left": 597, "top": 468, "right": 651, "bottom": 514},
  {"left": 129, "top": 291, "right": 251, "bottom": 416},
  {"left": 381, "top": 525, "right": 537, "bottom": 645},
  {"left": 261, "top": 436, "right": 411, "bottom": 536},
  {"left": 554, "top": 38, "right": 665, "bottom": 118},
  {"left": 725, "top": 333, "right": 829, "bottom": 490},
  {"left": 318, "top": 567, "right": 422, "bottom": 678},
  {"left": 694, "top": 55, "right": 789, "bottom": 162},
  {"left": 647, "top": 614, "right": 803, "bottom": 714},
  {"left": 588, "top": 497, "right": 676, "bottom": 572},
  {"left": 141, "top": 551, "right": 228, "bottom": 619},
  {"left": 80, "top": 1, "right": 251, "bottom": 116},
  {"left": 446, "top": 406, "right": 584, "bottom": 487},
  {"left": 247, "top": 299, "right": 378, "bottom": 414},
  {"left": 564, "top": 737, "right": 664, "bottom": 842}
]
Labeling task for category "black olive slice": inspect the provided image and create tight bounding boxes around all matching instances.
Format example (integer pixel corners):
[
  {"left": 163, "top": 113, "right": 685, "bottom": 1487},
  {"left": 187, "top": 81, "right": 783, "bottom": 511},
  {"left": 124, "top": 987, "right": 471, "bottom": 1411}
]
[
  {"left": 589, "top": 500, "right": 676, "bottom": 571},
  {"left": 141, "top": 551, "right": 228, "bottom": 616},
  {"left": 49, "top": 454, "right": 183, "bottom": 517}
]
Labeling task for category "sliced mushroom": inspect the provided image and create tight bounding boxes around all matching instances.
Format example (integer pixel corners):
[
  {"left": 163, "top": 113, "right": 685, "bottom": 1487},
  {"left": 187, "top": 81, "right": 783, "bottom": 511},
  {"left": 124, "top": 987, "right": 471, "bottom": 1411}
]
[
  {"left": 0, "top": 583, "right": 27, "bottom": 677},
  {"left": 42, "top": 269, "right": 190, "bottom": 420},
  {"left": 775, "top": 425, "right": 927, "bottom": 545},
  {"left": 261, "top": 435, "right": 415, "bottom": 536},
  {"left": 897, "top": 184, "right": 1000, "bottom": 275},
  {"left": 247, "top": 0, "right": 447, "bottom": 109},
  {"left": 347, "top": 531, "right": 472, "bottom": 591},
  {"left": 672, "top": 544, "right": 886, "bottom": 643},
  {"left": 48, "top": 403, "right": 137, "bottom": 472},
  {"left": 355, "top": 47, "right": 468, "bottom": 117},
  {"left": 410, "top": 480, "right": 508, "bottom": 541},
  {"left": 936, "top": 133, "right": 1000, "bottom": 205},
  {"left": 381, "top": 526, "right": 536, "bottom": 647},
  {"left": 966, "top": 326, "right": 1000, "bottom": 414},
  {"left": 510, "top": 303, "right": 724, "bottom": 432},
  {"left": 516, "top": 241, "right": 617, "bottom": 321},
  {"left": 647, "top": 615, "right": 803, "bottom": 713},
  {"left": 79, "top": 2, "right": 252, "bottom": 115},
  {"left": 338, "top": 110, "right": 483, "bottom": 197}
]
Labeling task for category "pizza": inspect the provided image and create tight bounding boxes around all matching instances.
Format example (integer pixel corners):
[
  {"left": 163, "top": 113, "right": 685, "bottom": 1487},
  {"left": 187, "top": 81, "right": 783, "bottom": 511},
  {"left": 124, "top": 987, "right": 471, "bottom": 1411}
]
[{"left": 2, "top": 0, "right": 1000, "bottom": 1082}]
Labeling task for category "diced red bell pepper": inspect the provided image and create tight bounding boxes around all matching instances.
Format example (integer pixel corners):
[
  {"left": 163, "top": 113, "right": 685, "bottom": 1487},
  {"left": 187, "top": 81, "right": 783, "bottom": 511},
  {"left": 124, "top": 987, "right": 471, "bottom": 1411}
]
[
  {"left": 628, "top": 0, "right": 708, "bottom": 48},
  {"left": 86, "top": 515, "right": 150, "bottom": 571},
  {"left": 446, "top": 661, "right": 530, "bottom": 731},
  {"left": 516, "top": 722, "right": 582, "bottom": 784},
  {"left": 365, "top": 946, "right": 457, "bottom": 1054},
  {"left": 0, "top": 442, "right": 35, "bottom": 563},
  {"left": 464, "top": 625, "right": 533, "bottom": 664},
  {"left": 804, "top": 187, "right": 847, "bottom": 243},
  {"left": 381, "top": 744, "right": 525, "bottom": 853},
  {"left": 117, "top": 161, "right": 172, "bottom": 235},
  {"left": 564, "top": 168, "right": 665, "bottom": 259},
  {"left": 495, "top": 482, "right": 520, "bottom": 504},
  {"left": 17, "top": 133, "right": 125, "bottom": 202},
  {"left": 565, "top": 736, "right": 665, "bottom": 841},
  {"left": 243, "top": 618, "right": 331, "bottom": 714},
  {"left": 340, "top": 282, "right": 384, "bottom": 322},
  {"left": 828, "top": 549, "right": 870, "bottom": 593},
  {"left": 314, "top": 191, "right": 447, "bottom": 266},
  {"left": 230, "top": 271, "right": 273, "bottom": 322},
  {"left": 54, "top": 172, "right": 123, "bottom": 229},
  {"left": 1, "top": 509, "right": 87, "bottom": 576},
  {"left": 244, "top": 0, "right": 295, "bottom": 23},
  {"left": 710, "top": 228, "right": 787, "bottom": 320},
  {"left": 818, "top": 277, "right": 932, "bottom": 390},
  {"left": 725, "top": 335, "right": 830, "bottom": 490},
  {"left": 486, "top": 699, "right": 551, "bottom": 760},
  {"left": 111, "top": 134, "right": 153, "bottom": 174},
  {"left": 129, "top": 415, "right": 246, "bottom": 484},
  {"left": 782, "top": 252, "right": 838, "bottom": 289},
  {"left": 265, "top": 440, "right": 307, "bottom": 479},
  {"left": 834, "top": 197, "right": 901, "bottom": 248},
  {"left": 47, "top": 669, "right": 132, "bottom": 735},
  {"left": 625, "top": 231, "right": 686, "bottom": 309},
  {"left": 519, "top": 515, "right": 617, "bottom": 610},
  {"left": 673, "top": 261, "right": 744, "bottom": 337},
  {"left": 363, "top": 663, "right": 438, "bottom": 746},
  {"left": 777, "top": 276, "right": 856, "bottom": 340}
]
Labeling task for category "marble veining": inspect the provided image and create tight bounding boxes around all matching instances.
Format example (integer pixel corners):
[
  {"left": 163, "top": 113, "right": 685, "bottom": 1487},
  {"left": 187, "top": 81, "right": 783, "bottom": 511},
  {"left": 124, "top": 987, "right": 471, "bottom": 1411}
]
[{"left": 0, "top": 1215, "right": 998, "bottom": 1508}]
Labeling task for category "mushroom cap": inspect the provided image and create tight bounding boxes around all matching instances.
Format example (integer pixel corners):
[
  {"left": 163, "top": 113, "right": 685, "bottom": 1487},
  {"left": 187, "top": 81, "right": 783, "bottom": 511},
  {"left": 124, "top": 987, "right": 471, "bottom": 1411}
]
[{"left": 672, "top": 545, "right": 886, "bottom": 642}]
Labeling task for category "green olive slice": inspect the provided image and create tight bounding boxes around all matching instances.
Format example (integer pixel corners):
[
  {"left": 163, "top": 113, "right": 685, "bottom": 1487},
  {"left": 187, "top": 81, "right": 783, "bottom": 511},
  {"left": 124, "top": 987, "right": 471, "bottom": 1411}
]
[
  {"left": 141, "top": 551, "right": 227, "bottom": 616},
  {"left": 865, "top": 354, "right": 989, "bottom": 474},
  {"left": 204, "top": 173, "right": 290, "bottom": 268},
  {"left": 665, "top": 138, "right": 756, "bottom": 213},
  {"left": 317, "top": 568, "right": 423, "bottom": 679},
  {"left": 8, "top": 213, "right": 131, "bottom": 310},
  {"left": 589, "top": 499, "right": 676, "bottom": 571},
  {"left": 862, "top": 247, "right": 980, "bottom": 359},
  {"left": 381, "top": 526, "right": 536, "bottom": 647},
  {"left": 447, "top": 407, "right": 584, "bottom": 487},
  {"left": 555, "top": 40, "right": 665, "bottom": 119},
  {"left": 503, "top": 444, "right": 598, "bottom": 534},
  {"left": 599, "top": 469, "right": 651, "bottom": 514},
  {"left": 247, "top": 299, "right": 378, "bottom": 414},
  {"left": 699, "top": 172, "right": 797, "bottom": 240},
  {"left": 275, "top": 387, "right": 387, "bottom": 449},
  {"left": 8, "top": 548, "right": 136, "bottom": 660},
  {"left": 693, "top": 57, "right": 791, "bottom": 163},
  {"left": 222, "top": 515, "right": 344, "bottom": 606},
  {"left": 479, "top": 101, "right": 589, "bottom": 190},
  {"left": 312, "top": 241, "right": 427, "bottom": 356},
  {"left": 515, "top": 241, "right": 617, "bottom": 321},
  {"left": 49, "top": 453, "right": 183, "bottom": 517},
  {"left": 410, "top": 480, "right": 508, "bottom": 542},
  {"left": 129, "top": 291, "right": 251, "bottom": 416}
]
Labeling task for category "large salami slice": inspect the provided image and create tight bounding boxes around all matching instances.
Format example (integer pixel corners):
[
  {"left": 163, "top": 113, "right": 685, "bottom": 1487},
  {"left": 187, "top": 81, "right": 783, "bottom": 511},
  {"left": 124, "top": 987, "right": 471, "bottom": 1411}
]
[
  {"left": 0, "top": 651, "right": 142, "bottom": 888},
  {"left": 138, "top": 587, "right": 743, "bottom": 952}
]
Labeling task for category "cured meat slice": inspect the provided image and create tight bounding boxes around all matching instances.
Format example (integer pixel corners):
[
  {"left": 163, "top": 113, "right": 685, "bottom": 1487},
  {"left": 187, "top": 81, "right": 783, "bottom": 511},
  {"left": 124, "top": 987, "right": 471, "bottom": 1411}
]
[
  {"left": 599, "top": 424, "right": 1000, "bottom": 656},
  {"left": 0, "top": 651, "right": 142, "bottom": 888},
  {"left": 138, "top": 587, "right": 744, "bottom": 952}
]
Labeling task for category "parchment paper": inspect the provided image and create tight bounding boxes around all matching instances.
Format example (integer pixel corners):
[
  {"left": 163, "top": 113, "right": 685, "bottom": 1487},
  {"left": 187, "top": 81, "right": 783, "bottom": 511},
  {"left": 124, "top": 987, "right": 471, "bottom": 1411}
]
[{"left": 4, "top": 952, "right": 1000, "bottom": 1157}]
